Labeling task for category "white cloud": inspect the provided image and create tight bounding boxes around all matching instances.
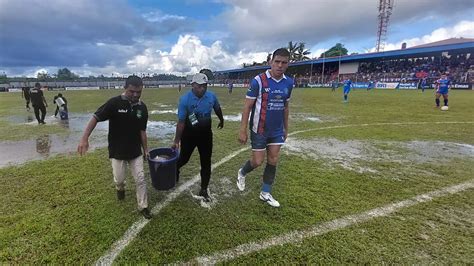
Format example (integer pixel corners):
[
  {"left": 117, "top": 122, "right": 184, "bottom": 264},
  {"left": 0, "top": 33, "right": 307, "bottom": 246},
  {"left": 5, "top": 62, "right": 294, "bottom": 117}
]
[
  {"left": 126, "top": 34, "right": 268, "bottom": 74},
  {"left": 220, "top": 0, "right": 473, "bottom": 50},
  {"left": 382, "top": 20, "right": 474, "bottom": 51},
  {"left": 32, "top": 68, "right": 51, "bottom": 78}
]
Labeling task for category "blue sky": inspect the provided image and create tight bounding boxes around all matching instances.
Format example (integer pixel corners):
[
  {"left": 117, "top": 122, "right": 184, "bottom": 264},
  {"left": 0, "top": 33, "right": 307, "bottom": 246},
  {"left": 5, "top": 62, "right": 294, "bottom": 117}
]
[{"left": 0, "top": 0, "right": 473, "bottom": 77}]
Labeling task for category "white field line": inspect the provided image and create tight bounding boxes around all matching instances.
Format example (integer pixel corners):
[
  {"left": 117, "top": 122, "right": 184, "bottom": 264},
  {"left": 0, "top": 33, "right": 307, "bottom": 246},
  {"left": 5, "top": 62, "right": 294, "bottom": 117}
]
[
  {"left": 95, "top": 147, "right": 249, "bottom": 266},
  {"left": 96, "top": 121, "right": 474, "bottom": 265},
  {"left": 191, "top": 179, "right": 474, "bottom": 265}
]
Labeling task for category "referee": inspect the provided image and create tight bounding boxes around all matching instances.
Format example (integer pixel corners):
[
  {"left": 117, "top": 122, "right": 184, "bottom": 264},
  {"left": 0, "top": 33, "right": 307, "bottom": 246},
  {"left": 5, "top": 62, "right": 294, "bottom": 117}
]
[{"left": 172, "top": 73, "right": 224, "bottom": 202}]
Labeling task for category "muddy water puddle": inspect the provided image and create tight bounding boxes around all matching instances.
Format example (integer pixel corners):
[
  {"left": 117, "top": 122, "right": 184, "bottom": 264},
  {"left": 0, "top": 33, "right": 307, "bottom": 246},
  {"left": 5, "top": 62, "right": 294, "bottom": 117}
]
[
  {"left": 1, "top": 113, "right": 176, "bottom": 168},
  {"left": 285, "top": 137, "right": 474, "bottom": 174}
]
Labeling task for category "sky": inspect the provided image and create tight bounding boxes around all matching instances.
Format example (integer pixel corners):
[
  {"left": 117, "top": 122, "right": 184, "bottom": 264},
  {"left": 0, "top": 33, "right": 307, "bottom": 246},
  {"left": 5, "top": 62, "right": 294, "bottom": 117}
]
[{"left": 0, "top": 0, "right": 473, "bottom": 77}]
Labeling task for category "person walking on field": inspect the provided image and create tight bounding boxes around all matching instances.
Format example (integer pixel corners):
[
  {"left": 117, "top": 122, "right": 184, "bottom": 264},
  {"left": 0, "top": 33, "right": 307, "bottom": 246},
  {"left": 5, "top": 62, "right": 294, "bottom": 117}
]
[
  {"left": 77, "top": 75, "right": 152, "bottom": 219},
  {"left": 172, "top": 73, "right": 224, "bottom": 202},
  {"left": 30, "top": 82, "right": 48, "bottom": 124},
  {"left": 21, "top": 85, "right": 31, "bottom": 110},
  {"left": 236, "top": 48, "right": 294, "bottom": 208}
]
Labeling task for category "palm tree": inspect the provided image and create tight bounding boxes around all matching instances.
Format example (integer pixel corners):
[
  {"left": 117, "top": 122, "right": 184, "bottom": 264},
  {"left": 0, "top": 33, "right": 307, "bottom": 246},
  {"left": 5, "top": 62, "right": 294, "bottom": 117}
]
[
  {"left": 287, "top": 41, "right": 299, "bottom": 62},
  {"left": 287, "top": 41, "right": 311, "bottom": 62},
  {"left": 294, "top": 42, "right": 311, "bottom": 61}
]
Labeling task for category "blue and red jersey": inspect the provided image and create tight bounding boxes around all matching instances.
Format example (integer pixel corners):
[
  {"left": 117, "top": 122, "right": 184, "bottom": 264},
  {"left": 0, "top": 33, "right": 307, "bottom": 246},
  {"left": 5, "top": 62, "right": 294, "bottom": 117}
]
[
  {"left": 246, "top": 70, "right": 293, "bottom": 137},
  {"left": 436, "top": 77, "right": 450, "bottom": 93}
]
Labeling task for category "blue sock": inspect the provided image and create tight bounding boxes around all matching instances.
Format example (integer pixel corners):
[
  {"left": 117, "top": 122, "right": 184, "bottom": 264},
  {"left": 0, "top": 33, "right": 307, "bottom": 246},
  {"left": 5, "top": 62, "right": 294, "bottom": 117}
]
[{"left": 262, "top": 183, "right": 272, "bottom": 193}]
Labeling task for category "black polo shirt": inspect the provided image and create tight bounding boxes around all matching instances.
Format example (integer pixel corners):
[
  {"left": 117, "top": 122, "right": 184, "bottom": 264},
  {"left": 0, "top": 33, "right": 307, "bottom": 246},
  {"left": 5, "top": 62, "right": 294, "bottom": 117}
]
[
  {"left": 30, "top": 88, "right": 45, "bottom": 106},
  {"left": 94, "top": 95, "right": 148, "bottom": 160}
]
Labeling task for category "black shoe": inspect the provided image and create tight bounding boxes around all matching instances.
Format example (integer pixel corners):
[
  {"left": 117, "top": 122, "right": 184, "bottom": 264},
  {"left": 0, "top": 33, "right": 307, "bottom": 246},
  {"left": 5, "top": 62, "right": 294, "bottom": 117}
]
[
  {"left": 198, "top": 188, "right": 211, "bottom": 202},
  {"left": 140, "top": 208, "right": 152, "bottom": 219},
  {"left": 117, "top": 190, "right": 125, "bottom": 200}
]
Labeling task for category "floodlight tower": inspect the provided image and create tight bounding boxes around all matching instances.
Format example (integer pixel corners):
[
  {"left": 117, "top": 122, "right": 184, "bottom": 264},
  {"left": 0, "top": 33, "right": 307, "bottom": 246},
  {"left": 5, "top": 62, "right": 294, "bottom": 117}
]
[{"left": 375, "top": 0, "right": 394, "bottom": 52}]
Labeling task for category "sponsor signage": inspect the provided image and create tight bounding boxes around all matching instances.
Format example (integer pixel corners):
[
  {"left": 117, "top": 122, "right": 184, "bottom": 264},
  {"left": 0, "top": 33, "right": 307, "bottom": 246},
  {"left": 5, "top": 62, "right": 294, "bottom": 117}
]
[
  {"left": 308, "top": 83, "right": 331, "bottom": 88},
  {"left": 451, "top": 83, "right": 472, "bottom": 90},
  {"left": 397, "top": 83, "right": 418, "bottom": 89},
  {"left": 352, "top": 82, "right": 369, "bottom": 89},
  {"left": 375, "top": 82, "right": 397, "bottom": 89}
]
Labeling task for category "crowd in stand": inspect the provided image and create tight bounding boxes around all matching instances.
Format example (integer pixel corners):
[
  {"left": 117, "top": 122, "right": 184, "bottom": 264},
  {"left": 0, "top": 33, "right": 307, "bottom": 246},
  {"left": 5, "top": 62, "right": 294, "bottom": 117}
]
[{"left": 216, "top": 54, "right": 473, "bottom": 86}]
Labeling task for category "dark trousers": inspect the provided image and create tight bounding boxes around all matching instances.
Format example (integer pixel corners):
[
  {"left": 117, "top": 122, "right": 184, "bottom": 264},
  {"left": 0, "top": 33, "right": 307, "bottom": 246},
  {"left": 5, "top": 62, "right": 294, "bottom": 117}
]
[
  {"left": 177, "top": 130, "right": 213, "bottom": 190},
  {"left": 55, "top": 105, "right": 68, "bottom": 116},
  {"left": 33, "top": 104, "right": 46, "bottom": 123}
]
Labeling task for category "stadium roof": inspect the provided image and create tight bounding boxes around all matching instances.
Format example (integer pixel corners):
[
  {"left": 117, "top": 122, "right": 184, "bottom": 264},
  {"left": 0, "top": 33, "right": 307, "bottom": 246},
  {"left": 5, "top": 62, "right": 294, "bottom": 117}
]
[
  {"left": 215, "top": 38, "right": 474, "bottom": 74},
  {"left": 410, "top": 37, "right": 474, "bottom": 49}
]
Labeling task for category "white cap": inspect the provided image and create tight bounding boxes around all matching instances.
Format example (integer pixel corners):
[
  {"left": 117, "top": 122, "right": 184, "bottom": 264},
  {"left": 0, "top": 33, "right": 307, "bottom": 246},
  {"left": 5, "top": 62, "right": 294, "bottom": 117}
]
[{"left": 191, "top": 73, "right": 208, "bottom": 84}]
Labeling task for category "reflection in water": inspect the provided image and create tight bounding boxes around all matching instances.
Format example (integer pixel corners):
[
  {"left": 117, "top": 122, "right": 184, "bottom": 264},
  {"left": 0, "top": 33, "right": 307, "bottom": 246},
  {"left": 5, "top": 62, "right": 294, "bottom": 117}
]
[
  {"left": 59, "top": 119, "right": 70, "bottom": 129},
  {"left": 26, "top": 115, "right": 34, "bottom": 123},
  {"left": 1, "top": 113, "right": 177, "bottom": 168},
  {"left": 36, "top": 135, "right": 51, "bottom": 156}
]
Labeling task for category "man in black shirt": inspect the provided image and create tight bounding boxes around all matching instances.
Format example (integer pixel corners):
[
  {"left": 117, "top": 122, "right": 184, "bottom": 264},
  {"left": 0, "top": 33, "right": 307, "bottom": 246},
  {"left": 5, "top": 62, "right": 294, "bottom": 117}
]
[
  {"left": 77, "top": 75, "right": 152, "bottom": 219},
  {"left": 21, "top": 86, "right": 31, "bottom": 110},
  {"left": 30, "top": 82, "right": 48, "bottom": 124}
]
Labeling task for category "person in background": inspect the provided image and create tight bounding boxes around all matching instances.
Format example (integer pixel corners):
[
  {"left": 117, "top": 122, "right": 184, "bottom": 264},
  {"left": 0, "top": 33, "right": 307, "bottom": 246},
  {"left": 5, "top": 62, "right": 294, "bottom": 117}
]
[
  {"left": 367, "top": 79, "right": 375, "bottom": 91},
  {"left": 331, "top": 80, "right": 338, "bottom": 92},
  {"left": 30, "top": 82, "right": 48, "bottom": 124},
  {"left": 343, "top": 78, "right": 352, "bottom": 102},
  {"left": 77, "top": 75, "right": 152, "bottom": 219},
  {"left": 434, "top": 73, "right": 450, "bottom": 108},
  {"left": 21, "top": 85, "right": 31, "bottom": 110},
  {"left": 53, "top": 93, "right": 68, "bottom": 117}
]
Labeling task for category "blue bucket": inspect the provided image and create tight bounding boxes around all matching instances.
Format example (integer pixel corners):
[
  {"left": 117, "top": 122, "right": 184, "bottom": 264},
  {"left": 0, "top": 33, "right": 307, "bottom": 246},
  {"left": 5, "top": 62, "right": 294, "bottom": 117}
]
[
  {"left": 59, "top": 110, "right": 68, "bottom": 120},
  {"left": 148, "top": 148, "right": 179, "bottom": 190}
]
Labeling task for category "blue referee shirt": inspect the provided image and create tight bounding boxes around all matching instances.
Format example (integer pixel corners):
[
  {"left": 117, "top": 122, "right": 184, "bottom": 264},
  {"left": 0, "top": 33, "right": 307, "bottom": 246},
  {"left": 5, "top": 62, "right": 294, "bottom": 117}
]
[{"left": 178, "top": 90, "right": 220, "bottom": 132}]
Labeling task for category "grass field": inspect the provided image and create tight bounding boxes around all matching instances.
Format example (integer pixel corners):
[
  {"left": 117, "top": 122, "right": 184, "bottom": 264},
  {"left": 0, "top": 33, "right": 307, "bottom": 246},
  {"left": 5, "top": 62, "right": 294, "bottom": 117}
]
[{"left": 1, "top": 87, "right": 473, "bottom": 264}]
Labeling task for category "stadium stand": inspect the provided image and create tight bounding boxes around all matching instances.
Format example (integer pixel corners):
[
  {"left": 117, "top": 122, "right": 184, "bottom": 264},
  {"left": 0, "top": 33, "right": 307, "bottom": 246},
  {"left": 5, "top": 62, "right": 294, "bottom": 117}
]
[{"left": 215, "top": 38, "right": 474, "bottom": 89}]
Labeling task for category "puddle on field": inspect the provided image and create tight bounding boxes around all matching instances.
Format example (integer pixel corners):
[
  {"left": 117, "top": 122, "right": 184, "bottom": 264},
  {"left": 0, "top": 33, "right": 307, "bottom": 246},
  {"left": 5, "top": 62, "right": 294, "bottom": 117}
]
[
  {"left": 284, "top": 137, "right": 474, "bottom": 175},
  {"left": 0, "top": 113, "right": 176, "bottom": 168}
]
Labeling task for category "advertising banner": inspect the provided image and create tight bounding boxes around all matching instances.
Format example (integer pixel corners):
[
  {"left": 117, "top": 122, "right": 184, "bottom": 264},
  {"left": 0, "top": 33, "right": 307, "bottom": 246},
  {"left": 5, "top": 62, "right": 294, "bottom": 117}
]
[
  {"left": 308, "top": 83, "right": 331, "bottom": 88},
  {"left": 451, "top": 83, "right": 472, "bottom": 90},
  {"left": 376, "top": 82, "right": 398, "bottom": 89},
  {"left": 352, "top": 82, "right": 369, "bottom": 89},
  {"left": 397, "top": 83, "right": 418, "bottom": 89}
]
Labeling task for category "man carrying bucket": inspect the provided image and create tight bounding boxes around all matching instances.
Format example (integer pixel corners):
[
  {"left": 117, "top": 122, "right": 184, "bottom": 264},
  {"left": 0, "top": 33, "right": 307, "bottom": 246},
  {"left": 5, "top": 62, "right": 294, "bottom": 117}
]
[
  {"left": 172, "top": 72, "right": 224, "bottom": 202},
  {"left": 77, "top": 75, "right": 152, "bottom": 219}
]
